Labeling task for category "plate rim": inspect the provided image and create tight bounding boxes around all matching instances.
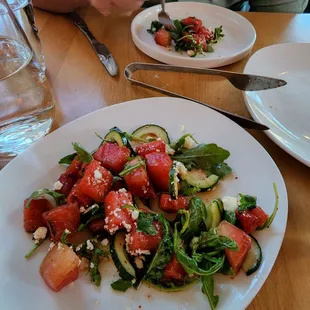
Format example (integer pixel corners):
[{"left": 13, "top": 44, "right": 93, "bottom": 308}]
[
  {"left": 131, "top": 2, "right": 257, "bottom": 68},
  {"left": 243, "top": 42, "right": 310, "bottom": 167},
  {"left": 0, "top": 97, "right": 288, "bottom": 310}
]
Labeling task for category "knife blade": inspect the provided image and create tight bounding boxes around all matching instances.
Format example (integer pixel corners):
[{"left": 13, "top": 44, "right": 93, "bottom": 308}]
[
  {"left": 68, "top": 12, "right": 118, "bottom": 76},
  {"left": 123, "top": 62, "right": 286, "bottom": 91}
]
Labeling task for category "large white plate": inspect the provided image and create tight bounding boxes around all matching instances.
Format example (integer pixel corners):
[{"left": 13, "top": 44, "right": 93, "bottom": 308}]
[
  {"left": 243, "top": 43, "right": 310, "bottom": 167},
  {"left": 0, "top": 98, "right": 287, "bottom": 310},
  {"left": 131, "top": 2, "right": 256, "bottom": 68}
]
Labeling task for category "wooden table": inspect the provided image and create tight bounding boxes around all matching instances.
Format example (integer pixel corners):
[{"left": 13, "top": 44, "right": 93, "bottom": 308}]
[{"left": 35, "top": 8, "right": 310, "bottom": 309}]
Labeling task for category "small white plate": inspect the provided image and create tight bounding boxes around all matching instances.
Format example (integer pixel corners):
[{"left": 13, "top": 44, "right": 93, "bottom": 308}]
[
  {"left": 243, "top": 43, "right": 310, "bottom": 167},
  {"left": 0, "top": 98, "right": 287, "bottom": 310},
  {"left": 131, "top": 2, "right": 256, "bottom": 68}
]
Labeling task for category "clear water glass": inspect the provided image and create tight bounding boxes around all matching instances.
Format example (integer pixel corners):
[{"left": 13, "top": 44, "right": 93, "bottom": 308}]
[{"left": 0, "top": 0, "right": 55, "bottom": 167}]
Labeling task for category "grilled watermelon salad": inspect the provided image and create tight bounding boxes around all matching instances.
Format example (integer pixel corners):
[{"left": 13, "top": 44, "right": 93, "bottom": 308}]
[
  {"left": 147, "top": 17, "right": 224, "bottom": 57},
  {"left": 23, "top": 124, "right": 278, "bottom": 309}
]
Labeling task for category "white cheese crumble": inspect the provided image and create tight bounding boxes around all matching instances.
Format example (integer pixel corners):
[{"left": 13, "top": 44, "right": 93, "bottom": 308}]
[
  {"left": 187, "top": 50, "right": 195, "bottom": 57},
  {"left": 53, "top": 180, "right": 63, "bottom": 190},
  {"left": 64, "top": 229, "right": 71, "bottom": 234},
  {"left": 222, "top": 196, "right": 238, "bottom": 212},
  {"left": 48, "top": 242, "right": 55, "bottom": 251},
  {"left": 184, "top": 136, "right": 197, "bottom": 149},
  {"left": 175, "top": 161, "right": 187, "bottom": 177},
  {"left": 86, "top": 240, "right": 94, "bottom": 251},
  {"left": 90, "top": 262, "right": 95, "bottom": 269},
  {"left": 84, "top": 204, "right": 99, "bottom": 214},
  {"left": 101, "top": 239, "right": 109, "bottom": 246},
  {"left": 118, "top": 188, "right": 127, "bottom": 193},
  {"left": 165, "top": 144, "right": 175, "bottom": 155},
  {"left": 94, "top": 169, "right": 102, "bottom": 180},
  {"left": 57, "top": 243, "right": 64, "bottom": 250},
  {"left": 80, "top": 206, "right": 86, "bottom": 213},
  {"left": 132, "top": 210, "right": 139, "bottom": 220},
  {"left": 180, "top": 124, "right": 185, "bottom": 132},
  {"left": 131, "top": 279, "right": 136, "bottom": 284},
  {"left": 33, "top": 227, "right": 47, "bottom": 241},
  {"left": 123, "top": 222, "right": 132, "bottom": 231},
  {"left": 135, "top": 257, "right": 144, "bottom": 269},
  {"left": 76, "top": 244, "right": 82, "bottom": 252}
]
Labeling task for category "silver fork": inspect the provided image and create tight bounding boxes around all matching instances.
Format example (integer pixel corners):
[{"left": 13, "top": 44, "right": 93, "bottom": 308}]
[{"left": 158, "top": 0, "right": 176, "bottom": 31}]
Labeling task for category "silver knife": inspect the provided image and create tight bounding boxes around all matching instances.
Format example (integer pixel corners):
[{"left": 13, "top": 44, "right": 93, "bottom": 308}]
[
  {"left": 68, "top": 12, "right": 118, "bottom": 76},
  {"left": 124, "top": 62, "right": 286, "bottom": 91}
]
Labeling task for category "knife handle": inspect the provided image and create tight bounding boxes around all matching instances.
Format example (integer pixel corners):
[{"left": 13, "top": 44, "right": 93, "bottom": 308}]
[{"left": 68, "top": 12, "right": 97, "bottom": 43}]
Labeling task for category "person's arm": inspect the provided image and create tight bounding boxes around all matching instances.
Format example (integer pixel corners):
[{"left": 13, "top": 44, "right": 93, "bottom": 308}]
[{"left": 32, "top": 0, "right": 89, "bottom": 13}]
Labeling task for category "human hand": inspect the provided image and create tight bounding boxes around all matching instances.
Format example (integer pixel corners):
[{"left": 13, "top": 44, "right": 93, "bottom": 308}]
[{"left": 90, "top": 0, "right": 145, "bottom": 16}]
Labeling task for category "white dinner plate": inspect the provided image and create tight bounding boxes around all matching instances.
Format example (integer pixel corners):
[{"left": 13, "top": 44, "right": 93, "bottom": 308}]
[
  {"left": 131, "top": 2, "right": 256, "bottom": 68},
  {"left": 0, "top": 98, "right": 287, "bottom": 310},
  {"left": 243, "top": 43, "right": 310, "bottom": 167}
]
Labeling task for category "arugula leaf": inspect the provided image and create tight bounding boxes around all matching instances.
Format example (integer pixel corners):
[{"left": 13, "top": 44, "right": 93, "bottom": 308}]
[
  {"left": 258, "top": 182, "right": 279, "bottom": 230},
  {"left": 60, "top": 230, "right": 71, "bottom": 245},
  {"left": 72, "top": 142, "right": 93, "bottom": 164},
  {"left": 119, "top": 159, "right": 145, "bottom": 177},
  {"left": 78, "top": 205, "right": 104, "bottom": 232},
  {"left": 170, "top": 134, "right": 198, "bottom": 154},
  {"left": 110, "top": 279, "right": 133, "bottom": 292},
  {"left": 171, "top": 143, "right": 231, "bottom": 171},
  {"left": 25, "top": 189, "right": 65, "bottom": 209},
  {"left": 59, "top": 152, "right": 76, "bottom": 165},
  {"left": 147, "top": 21, "right": 163, "bottom": 34},
  {"left": 144, "top": 215, "right": 173, "bottom": 284},
  {"left": 207, "top": 45, "right": 214, "bottom": 53},
  {"left": 211, "top": 26, "right": 224, "bottom": 44},
  {"left": 202, "top": 275, "right": 219, "bottom": 310},
  {"left": 89, "top": 247, "right": 105, "bottom": 287},
  {"left": 174, "top": 225, "right": 225, "bottom": 276},
  {"left": 24, "top": 238, "right": 46, "bottom": 259},
  {"left": 183, "top": 197, "right": 207, "bottom": 238},
  {"left": 208, "top": 163, "right": 232, "bottom": 178},
  {"left": 190, "top": 230, "right": 239, "bottom": 252},
  {"left": 238, "top": 194, "right": 257, "bottom": 212},
  {"left": 179, "top": 180, "right": 201, "bottom": 196},
  {"left": 223, "top": 210, "right": 236, "bottom": 225},
  {"left": 137, "top": 213, "right": 157, "bottom": 236}
]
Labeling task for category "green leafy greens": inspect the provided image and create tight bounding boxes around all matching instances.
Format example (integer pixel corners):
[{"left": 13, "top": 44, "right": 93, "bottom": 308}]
[
  {"left": 110, "top": 279, "right": 133, "bottom": 292},
  {"left": 202, "top": 275, "right": 219, "bottom": 310},
  {"left": 136, "top": 213, "right": 158, "bottom": 236},
  {"left": 59, "top": 152, "right": 76, "bottom": 165},
  {"left": 72, "top": 142, "right": 93, "bottom": 164},
  {"left": 25, "top": 189, "right": 65, "bottom": 209},
  {"left": 237, "top": 194, "right": 257, "bottom": 212}
]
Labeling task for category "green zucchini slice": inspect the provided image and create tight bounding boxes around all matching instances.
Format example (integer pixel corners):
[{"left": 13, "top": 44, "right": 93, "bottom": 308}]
[
  {"left": 242, "top": 235, "right": 262, "bottom": 276},
  {"left": 132, "top": 124, "right": 170, "bottom": 144},
  {"left": 181, "top": 169, "right": 219, "bottom": 190}
]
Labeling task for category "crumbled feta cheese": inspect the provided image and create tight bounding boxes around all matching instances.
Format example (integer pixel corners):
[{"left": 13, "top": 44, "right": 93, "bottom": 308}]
[
  {"left": 90, "top": 262, "right": 95, "bottom": 269},
  {"left": 86, "top": 240, "right": 94, "bottom": 251},
  {"left": 76, "top": 244, "right": 82, "bottom": 251},
  {"left": 131, "top": 279, "right": 136, "bottom": 284},
  {"left": 79, "top": 257, "right": 89, "bottom": 271},
  {"left": 94, "top": 169, "right": 102, "bottom": 180},
  {"left": 53, "top": 180, "right": 63, "bottom": 190},
  {"left": 118, "top": 188, "right": 127, "bottom": 193},
  {"left": 175, "top": 161, "right": 187, "bottom": 177},
  {"left": 135, "top": 257, "right": 144, "bottom": 269},
  {"left": 165, "top": 144, "right": 175, "bottom": 155},
  {"left": 180, "top": 124, "right": 185, "bottom": 132},
  {"left": 57, "top": 243, "right": 64, "bottom": 250},
  {"left": 101, "top": 239, "right": 109, "bottom": 246},
  {"left": 64, "top": 229, "right": 71, "bottom": 234},
  {"left": 132, "top": 210, "right": 139, "bottom": 220},
  {"left": 123, "top": 222, "right": 132, "bottom": 231},
  {"left": 80, "top": 206, "right": 86, "bottom": 213},
  {"left": 184, "top": 136, "right": 197, "bottom": 149},
  {"left": 48, "top": 242, "right": 55, "bottom": 251},
  {"left": 34, "top": 240, "right": 40, "bottom": 245},
  {"left": 187, "top": 50, "right": 195, "bottom": 57},
  {"left": 135, "top": 249, "right": 151, "bottom": 256},
  {"left": 33, "top": 227, "right": 47, "bottom": 241},
  {"left": 222, "top": 196, "right": 238, "bottom": 212},
  {"left": 84, "top": 204, "right": 99, "bottom": 214}
]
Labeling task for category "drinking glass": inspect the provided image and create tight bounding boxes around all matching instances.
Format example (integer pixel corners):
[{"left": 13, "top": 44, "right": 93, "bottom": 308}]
[{"left": 0, "top": 0, "right": 55, "bottom": 167}]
